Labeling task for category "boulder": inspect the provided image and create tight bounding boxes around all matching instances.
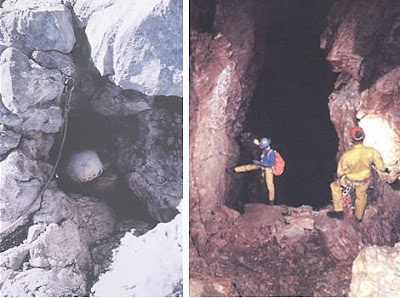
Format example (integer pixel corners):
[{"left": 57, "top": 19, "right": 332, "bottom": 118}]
[
  {"left": 115, "top": 104, "right": 182, "bottom": 222},
  {"left": 74, "top": 0, "right": 182, "bottom": 96},
  {"left": 349, "top": 243, "right": 400, "bottom": 296},
  {"left": 0, "top": 126, "right": 20, "bottom": 159},
  {"left": 91, "top": 82, "right": 152, "bottom": 116},
  {"left": 31, "top": 50, "right": 75, "bottom": 75},
  {"left": 0, "top": 48, "right": 64, "bottom": 114},
  {"left": 0, "top": 150, "right": 43, "bottom": 229},
  {"left": 0, "top": 1, "right": 75, "bottom": 54}
]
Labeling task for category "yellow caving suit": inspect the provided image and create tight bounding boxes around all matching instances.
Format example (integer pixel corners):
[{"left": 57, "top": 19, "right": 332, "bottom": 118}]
[
  {"left": 234, "top": 162, "right": 275, "bottom": 203},
  {"left": 331, "top": 143, "right": 385, "bottom": 220}
]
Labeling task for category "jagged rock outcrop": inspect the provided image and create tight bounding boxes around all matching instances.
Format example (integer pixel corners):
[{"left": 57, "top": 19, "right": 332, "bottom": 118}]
[
  {"left": 0, "top": 191, "right": 116, "bottom": 297},
  {"left": 322, "top": 0, "right": 400, "bottom": 171},
  {"left": 190, "top": 203, "right": 399, "bottom": 297},
  {"left": 72, "top": 0, "right": 183, "bottom": 96},
  {"left": 0, "top": 151, "right": 43, "bottom": 228},
  {"left": 349, "top": 243, "right": 400, "bottom": 297},
  {"left": 190, "top": 0, "right": 266, "bottom": 251},
  {"left": 0, "top": 0, "right": 75, "bottom": 54},
  {"left": 1, "top": 0, "right": 182, "bottom": 296}
]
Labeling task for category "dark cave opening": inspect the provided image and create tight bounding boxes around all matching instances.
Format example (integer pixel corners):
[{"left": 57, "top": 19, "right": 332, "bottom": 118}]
[
  {"left": 50, "top": 97, "right": 156, "bottom": 224},
  {"left": 241, "top": 0, "right": 339, "bottom": 209}
]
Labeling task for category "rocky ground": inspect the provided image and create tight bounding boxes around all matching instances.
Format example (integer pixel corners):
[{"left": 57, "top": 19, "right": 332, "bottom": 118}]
[
  {"left": 0, "top": 0, "right": 182, "bottom": 296},
  {"left": 190, "top": 191, "right": 400, "bottom": 296}
]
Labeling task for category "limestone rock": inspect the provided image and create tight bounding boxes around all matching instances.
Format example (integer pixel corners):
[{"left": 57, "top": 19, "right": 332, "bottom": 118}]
[
  {"left": 0, "top": 48, "right": 64, "bottom": 114},
  {"left": 69, "top": 0, "right": 114, "bottom": 28},
  {"left": 121, "top": 107, "right": 182, "bottom": 222},
  {"left": 190, "top": 278, "right": 239, "bottom": 297},
  {"left": 0, "top": 1, "right": 75, "bottom": 54},
  {"left": 0, "top": 99, "right": 23, "bottom": 127},
  {"left": 0, "top": 127, "right": 20, "bottom": 159},
  {"left": 0, "top": 150, "right": 43, "bottom": 229},
  {"left": 75, "top": 0, "right": 182, "bottom": 96},
  {"left": 32, "top": 50, "right": 75, "bottom": 75},
  {"left": 91, "top": 82, "right": 152, "bottom": 116},
  {"left": 33, "top": 191, "right": 116, "bottom": 246},
  {"left": 349, "top": 243, "right": 400, "bottom": 297},
  {"left": 21, "top": 106, "right": 63, "bottom": 133},
  {"left": 0, "top": 267, "right": 86, "bottom": 297}
]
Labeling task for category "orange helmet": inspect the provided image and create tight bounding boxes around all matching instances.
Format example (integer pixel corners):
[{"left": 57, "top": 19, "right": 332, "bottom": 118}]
[{"left": 350, "top": 126, "right": 365, "bottom": 142}]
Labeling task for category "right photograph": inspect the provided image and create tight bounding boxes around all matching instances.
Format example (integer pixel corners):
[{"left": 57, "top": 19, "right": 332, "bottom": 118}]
[{"left": 189, "top": 0, "right": 400, "bottom": 297}]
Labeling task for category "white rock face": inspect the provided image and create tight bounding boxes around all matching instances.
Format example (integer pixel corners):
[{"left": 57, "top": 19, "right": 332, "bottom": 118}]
[
  {"left": 74, "top": 0, "right": 182, "bottom": 96},
  {"left": 0, "top": 150, "right": 43, "bottom": 228},
  {"left": 0, "top": 1, "right": 75, "bottom": 54},
  {"left": 0, "top": 48, "right": 64, "bottom": 114},
  {"left": 66, "top": 150, "right": 104, "bottom": 183},
  {"left": 91, "top": 203, "right": 182, "bottom": 297},
  {"left": 349, "top": 243, "right": 400, "bottom": 297},
  {"left": 0, "top": 127, "right": 20, "bottom": 158}
]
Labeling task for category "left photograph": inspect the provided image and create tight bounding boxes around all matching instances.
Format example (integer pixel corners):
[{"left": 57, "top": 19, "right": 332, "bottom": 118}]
[{"left": 0, "top": 0, "right": 183, "bottom": 296}]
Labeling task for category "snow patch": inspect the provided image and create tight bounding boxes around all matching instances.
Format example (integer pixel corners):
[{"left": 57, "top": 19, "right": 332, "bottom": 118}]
[{"left": 91, "top": 203, "right": 182, "bottom": 297}]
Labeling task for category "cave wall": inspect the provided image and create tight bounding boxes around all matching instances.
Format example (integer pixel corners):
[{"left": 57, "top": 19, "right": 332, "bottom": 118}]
[
  {"left": 190, "top": 0, "right": 266, "bottom": 246},
  {"left": 322, "top": 0, "right": 400, "bottom": 170}
]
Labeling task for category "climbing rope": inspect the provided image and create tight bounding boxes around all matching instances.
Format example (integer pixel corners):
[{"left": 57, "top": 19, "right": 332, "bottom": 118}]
[{"left": 0, "top": 75, "right": 74, "bottom": 239}]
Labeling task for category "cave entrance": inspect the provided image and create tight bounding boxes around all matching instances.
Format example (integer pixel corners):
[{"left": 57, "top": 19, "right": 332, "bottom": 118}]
[
  {"left": 240, "top": 0, "right": 338, "bottom": 209},
  {"left": 50, "top": 95, "right": 156, "bottom": 224}
]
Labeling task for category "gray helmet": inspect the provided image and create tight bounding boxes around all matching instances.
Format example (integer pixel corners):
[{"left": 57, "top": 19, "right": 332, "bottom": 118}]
[{"left": 259, "top": 138, "right": 271, "bottom": 148}]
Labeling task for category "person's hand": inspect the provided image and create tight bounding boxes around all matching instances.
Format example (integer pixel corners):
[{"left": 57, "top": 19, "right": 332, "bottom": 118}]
[
  {"left": 253, "top": 138, "right": 260, "bottom": 146},
  {"left": 379, "top": 168, "right": 399, "bottom": 184}
]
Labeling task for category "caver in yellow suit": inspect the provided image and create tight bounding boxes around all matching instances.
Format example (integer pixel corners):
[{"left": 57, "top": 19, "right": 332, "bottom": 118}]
[
  {"left": 327, "top": 126, "right": 385, "bottom": 221},
  {"left": 234, "top": 138, "right": 276, "bottom": 205}
]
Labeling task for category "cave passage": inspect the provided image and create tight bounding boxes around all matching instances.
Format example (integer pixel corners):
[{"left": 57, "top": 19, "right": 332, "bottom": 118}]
[
  {"left": 50, "top": 97, "right": 156, "bottom": 224},
  {"left": 243, "top": 0, "right": 338, "bottom": 209}
]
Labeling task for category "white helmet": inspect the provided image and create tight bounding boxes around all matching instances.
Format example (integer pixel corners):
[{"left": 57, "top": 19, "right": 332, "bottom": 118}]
[{"left": 66, "top": 150, "right": 103, "bottom": 183}]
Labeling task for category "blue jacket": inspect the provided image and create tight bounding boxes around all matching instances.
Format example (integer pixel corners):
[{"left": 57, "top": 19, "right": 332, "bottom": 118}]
[{"left": 260, "top": 148, "right": 276, "bottom": 167}]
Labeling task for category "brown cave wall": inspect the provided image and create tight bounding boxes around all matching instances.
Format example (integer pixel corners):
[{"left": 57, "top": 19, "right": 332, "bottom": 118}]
[
  {"left": 323, "top": 0, "right": 400, "bottom": 164},
  {"left": 190, "top": 0, "right": 267, "bottom": 247}
]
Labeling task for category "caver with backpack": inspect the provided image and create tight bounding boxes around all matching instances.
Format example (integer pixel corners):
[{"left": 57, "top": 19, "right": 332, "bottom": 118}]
[{"left": 233, "top": 137, "right": 285, "bottom": 205}]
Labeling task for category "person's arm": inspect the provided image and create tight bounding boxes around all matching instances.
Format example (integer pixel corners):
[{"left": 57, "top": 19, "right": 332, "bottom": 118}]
[
  {"left": 337, "top": 155, "right": 346, "bottom": 178},
  {"left": 372, "top": 149, "right": 385, "bottom": 172}
]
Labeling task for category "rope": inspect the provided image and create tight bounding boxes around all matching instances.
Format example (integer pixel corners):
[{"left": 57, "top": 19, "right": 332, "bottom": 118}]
[{"left": 0, "top": 77, "right": 73, "bottom": 239}]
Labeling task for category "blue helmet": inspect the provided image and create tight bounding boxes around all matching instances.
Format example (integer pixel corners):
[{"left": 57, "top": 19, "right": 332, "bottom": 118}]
[{"left": 259, "top": 138, "right": 271, "bottom": 148}]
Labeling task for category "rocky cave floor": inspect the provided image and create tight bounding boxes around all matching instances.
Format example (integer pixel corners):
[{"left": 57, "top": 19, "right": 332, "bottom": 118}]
[{"left": 190, "top": 197, "right": 399, "bottom": 297}]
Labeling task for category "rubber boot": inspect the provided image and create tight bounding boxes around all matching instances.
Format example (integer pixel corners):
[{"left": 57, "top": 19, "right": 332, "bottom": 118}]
[{"left": 327, "top": 211, "right": 344, "bottom": 220}]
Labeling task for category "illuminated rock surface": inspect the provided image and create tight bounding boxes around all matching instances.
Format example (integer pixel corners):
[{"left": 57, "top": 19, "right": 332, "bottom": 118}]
[
  {"left": 190, "top": 0, "right": 400, "bottom": 296},
  {"left": 349, "top": 243, "right": 400, "bottom": 297}
]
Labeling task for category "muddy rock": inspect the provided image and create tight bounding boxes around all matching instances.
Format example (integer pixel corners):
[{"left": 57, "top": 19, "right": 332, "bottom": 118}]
[{"left": 323, "top": 0, "right": 400, "bottom": 172}]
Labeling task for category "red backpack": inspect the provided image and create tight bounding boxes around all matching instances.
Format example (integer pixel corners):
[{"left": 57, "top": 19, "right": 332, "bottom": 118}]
[{"left": 273, "top": 150, "right": 285, "bottom": 176}]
